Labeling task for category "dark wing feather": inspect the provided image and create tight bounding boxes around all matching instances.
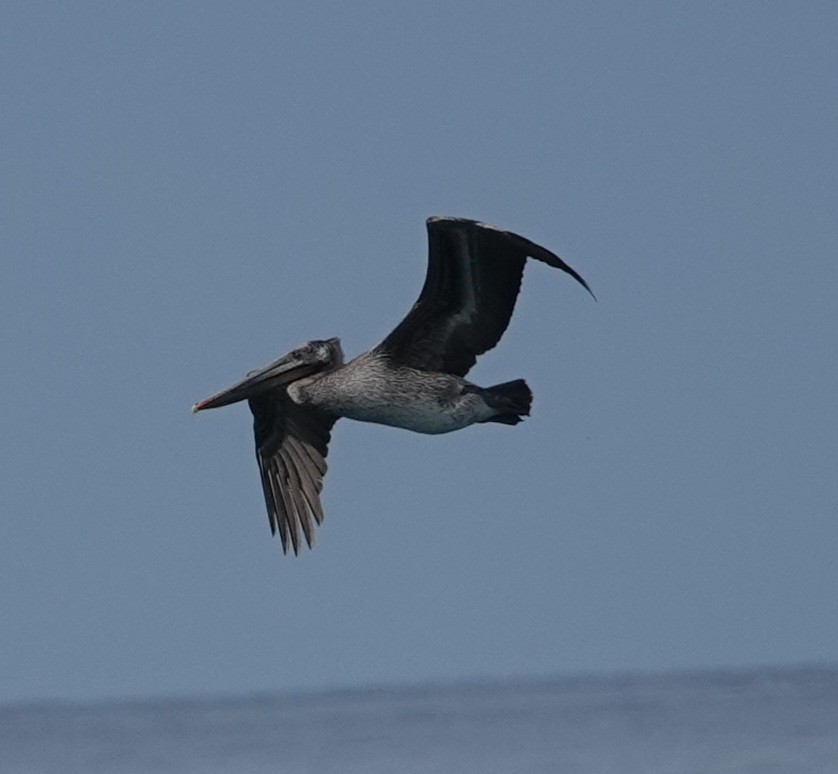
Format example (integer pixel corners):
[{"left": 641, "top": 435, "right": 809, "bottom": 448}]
[
  {"left": 375, "top": 217, "right": 593, "bottom": 377},
  {"left": 249, "top": 389, "right": 336, "bottom": 555}
]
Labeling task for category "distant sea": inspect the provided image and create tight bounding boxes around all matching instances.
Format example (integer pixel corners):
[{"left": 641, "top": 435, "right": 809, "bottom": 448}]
[{"left": 2, "top": 665, "right": 836, "bottom": 773}]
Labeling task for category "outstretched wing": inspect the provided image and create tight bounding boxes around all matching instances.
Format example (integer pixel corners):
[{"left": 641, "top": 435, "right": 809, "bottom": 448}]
[
  {"left": 375, "top": 217, "right": 593, "bottom": 377},
  {"left": 248, "top": 389, "right": 337, "bottom": 555}
]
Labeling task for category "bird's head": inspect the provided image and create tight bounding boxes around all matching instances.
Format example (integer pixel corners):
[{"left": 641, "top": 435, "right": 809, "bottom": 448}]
[{"left": 191, "top": 337, "right": 343, "bottom": 413}]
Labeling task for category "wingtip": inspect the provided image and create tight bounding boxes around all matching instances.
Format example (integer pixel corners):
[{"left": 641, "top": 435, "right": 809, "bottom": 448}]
[
  {"left": 426, "top": 214, "right": 597, "bottom": 299},
  {"left": 578, "top": 276, "right": 597, "bottom": 301}
]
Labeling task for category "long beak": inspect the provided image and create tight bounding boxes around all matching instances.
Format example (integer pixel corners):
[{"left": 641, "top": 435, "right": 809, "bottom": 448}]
[{"left": 191, "top": 352, "right": 315, "bottom": 413}]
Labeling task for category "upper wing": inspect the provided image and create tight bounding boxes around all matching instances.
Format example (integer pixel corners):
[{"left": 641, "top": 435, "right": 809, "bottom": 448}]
[
  {"left": 374, "top": 217, "right": 593, "bottom": 377},
  {"left": 248, "top": 389, "right": 337, "bottom": 554}
]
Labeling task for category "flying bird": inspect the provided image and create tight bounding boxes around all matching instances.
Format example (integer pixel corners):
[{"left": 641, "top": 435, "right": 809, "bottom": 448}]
[{"left": 193, "top": 216, "right": 593, "bottom": 554}]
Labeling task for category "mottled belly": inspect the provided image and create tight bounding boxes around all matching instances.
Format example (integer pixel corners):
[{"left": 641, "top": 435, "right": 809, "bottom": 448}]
[
  {"left": 294, "top": 357, "right": 497, "bottom": 434},
  {"left": 338, "top": 392, "right": 493, "bottom": 435}
]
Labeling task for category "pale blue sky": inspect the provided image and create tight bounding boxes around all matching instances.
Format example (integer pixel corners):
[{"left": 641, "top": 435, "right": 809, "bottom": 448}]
[{"left": 2, "top": 2, "right": 836, "bottom": 703}]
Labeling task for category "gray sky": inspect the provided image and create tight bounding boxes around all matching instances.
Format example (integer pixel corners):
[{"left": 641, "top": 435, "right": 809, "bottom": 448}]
[{"left": 2, "top": 2, "right": 836, "bottom": 704}]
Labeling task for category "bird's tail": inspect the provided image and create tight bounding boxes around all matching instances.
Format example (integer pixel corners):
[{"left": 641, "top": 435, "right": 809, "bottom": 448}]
[{"left": 479, "top": 379, "right": 532, "bottom": 426}]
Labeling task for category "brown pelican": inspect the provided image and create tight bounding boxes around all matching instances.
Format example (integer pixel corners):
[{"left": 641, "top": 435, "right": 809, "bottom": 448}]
[{"left": 193, "top": 216, "right": 593, "bottom": 554}]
